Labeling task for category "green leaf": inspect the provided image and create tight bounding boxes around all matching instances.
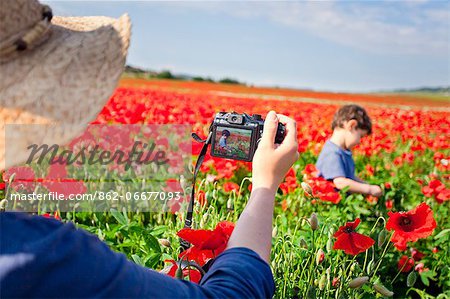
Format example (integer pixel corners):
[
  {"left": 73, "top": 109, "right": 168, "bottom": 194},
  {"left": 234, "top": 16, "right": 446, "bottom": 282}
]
[
  {"left": 144, "top": 233, "right": 162, "bottom": 253},
  {"left": 419, "top": 270, "right": 436, "bottom": 287},
  {"left": 420, "top": 273, "right": 430, "bottom": 286},
  {"left": 407, "top": 271, "right": 417, "bottom": 287},
  {"left": 147, "top": 253, "right": 162, "bottom": 268},
  {"left": 151, "top": 225, "right": 168, "bottom": 236},
  {"left": 131, "top": 254, "right": 145, "bottom": 266},
  {"left": 434, "top": 228, "right": 450, "bottom": 240},
  {"left": 117, "top": 241, "right": 134, "bottom": 248},
  {"left": 110, "top": 209, "right": 128, "bottom": 226}
]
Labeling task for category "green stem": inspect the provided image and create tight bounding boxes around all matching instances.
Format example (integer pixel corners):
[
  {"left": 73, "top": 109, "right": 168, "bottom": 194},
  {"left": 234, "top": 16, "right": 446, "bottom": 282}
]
[
  {"left": 370, "top": 232, "right": 393, "bottom": 277},
  {"left": 391, "top": 256, "right": 410, "bottom": 284}
]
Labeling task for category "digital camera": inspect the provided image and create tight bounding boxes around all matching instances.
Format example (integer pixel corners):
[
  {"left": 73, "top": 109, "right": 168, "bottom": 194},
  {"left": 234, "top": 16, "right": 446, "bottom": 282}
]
[{"left": 210, "top": 112, "right": 286, "bottom": 162}]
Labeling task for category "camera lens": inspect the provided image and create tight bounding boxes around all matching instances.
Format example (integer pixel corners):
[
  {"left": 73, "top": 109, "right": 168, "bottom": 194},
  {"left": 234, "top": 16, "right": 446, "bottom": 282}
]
[{"left": 231, "top": 116, "right": 237, "bottom": 122}]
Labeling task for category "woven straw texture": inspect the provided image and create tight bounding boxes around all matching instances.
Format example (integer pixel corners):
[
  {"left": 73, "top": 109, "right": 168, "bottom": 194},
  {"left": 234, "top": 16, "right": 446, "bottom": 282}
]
[{"left": 0, "top": 0, "right": 131, "bottom": 170}]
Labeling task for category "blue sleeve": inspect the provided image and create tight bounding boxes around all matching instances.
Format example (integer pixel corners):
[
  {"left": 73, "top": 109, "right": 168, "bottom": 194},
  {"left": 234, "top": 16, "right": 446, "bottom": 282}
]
[
  {"left": 316, "top": 151, "right": 346, "bottom": 180},
  {"left": 0, "top": 213, "right": 275, "bottom": 299}
]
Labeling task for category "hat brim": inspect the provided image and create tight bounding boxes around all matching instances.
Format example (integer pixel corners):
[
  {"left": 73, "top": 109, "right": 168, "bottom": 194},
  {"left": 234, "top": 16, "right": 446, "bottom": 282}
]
[{"left": 0, "top": 14, "right": 131, "bottom": 170}]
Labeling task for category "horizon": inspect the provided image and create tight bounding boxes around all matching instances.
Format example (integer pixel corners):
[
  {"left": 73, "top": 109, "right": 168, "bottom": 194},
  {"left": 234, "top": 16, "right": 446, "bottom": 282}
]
[
  {"left": 124, "top": 63, "right": 450, "bottom": 94},
  {"left": 47, "top": 0, "right": 449, "bottom": 93}
]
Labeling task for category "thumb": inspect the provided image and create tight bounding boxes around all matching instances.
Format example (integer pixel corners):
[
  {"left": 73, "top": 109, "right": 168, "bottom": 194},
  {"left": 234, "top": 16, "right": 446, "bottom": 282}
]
[{"left": 260, "top": 110, "right": 278, "bottom": 148}]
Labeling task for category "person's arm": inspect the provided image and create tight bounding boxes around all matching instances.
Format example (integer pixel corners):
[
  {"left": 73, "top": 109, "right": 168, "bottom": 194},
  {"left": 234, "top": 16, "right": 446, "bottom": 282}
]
[
  {"left": 333, "top": 177, "right": 382, "bottom": 197},
  {"left": 226, "top": 111, "right": 299, "bottom": 262},
  {"left": 1, "top": 111, "right": 298, "bottom": 299},
  {"left": 354, "top": 176, "right": 366, "bottom": 183},
  {"left": 0, "top": 213, "right": 273, "bottom": 298}
]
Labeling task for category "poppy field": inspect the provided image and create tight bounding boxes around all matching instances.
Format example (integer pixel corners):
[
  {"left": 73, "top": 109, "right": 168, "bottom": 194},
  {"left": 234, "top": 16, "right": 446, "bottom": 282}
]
[{"left": 2, "top": 78, "right": 449, "bottom": 298}]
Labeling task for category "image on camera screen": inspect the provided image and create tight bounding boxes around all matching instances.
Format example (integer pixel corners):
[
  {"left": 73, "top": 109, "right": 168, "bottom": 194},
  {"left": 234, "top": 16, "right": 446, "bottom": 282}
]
[{"left": 213, "top": 126, "right": 253, "bottom": 160}]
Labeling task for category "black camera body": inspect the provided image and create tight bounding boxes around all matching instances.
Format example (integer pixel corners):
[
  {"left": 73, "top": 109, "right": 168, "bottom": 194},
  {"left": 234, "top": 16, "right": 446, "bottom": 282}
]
[{"left": 210, "top": 112, "right": 286, "bottom": 162}]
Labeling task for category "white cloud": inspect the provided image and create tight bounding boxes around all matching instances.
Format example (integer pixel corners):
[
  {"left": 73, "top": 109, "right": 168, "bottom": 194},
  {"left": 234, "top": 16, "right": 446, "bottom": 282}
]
[{"left": 157, "top": 1, "right": 449, "bottom": 57}]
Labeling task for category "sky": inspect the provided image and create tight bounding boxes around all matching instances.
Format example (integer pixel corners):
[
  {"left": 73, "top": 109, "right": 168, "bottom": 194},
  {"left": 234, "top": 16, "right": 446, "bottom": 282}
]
[{"left": 46, "top": 0, "right": 449, "bottom": 92}]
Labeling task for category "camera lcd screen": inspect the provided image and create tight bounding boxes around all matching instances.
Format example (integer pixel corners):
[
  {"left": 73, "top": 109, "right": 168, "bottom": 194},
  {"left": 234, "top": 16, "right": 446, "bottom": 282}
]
[{"left": 212, "top": 126, "right": 253, "bottom": 160}]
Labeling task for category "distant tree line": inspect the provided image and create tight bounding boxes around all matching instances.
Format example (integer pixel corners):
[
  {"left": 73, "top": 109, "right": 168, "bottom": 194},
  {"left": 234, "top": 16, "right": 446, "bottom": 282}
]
[{"left": 124, "top": 65, "right": 243, "bottom": 85}]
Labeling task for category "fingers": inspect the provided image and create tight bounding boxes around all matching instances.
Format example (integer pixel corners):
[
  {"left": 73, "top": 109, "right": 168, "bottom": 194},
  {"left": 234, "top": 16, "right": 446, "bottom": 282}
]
[
  {"left": 260, "top": 110, "right": 279, "bottom": 148},
  {"left": 276, "top": 114, "right": 297, "bottom": 146}
]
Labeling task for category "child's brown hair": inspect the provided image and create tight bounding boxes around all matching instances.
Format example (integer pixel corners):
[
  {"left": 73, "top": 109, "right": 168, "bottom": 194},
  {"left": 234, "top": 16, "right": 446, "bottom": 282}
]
[{"left": 331, "top": 104, "right": 372, "bottom": 135}]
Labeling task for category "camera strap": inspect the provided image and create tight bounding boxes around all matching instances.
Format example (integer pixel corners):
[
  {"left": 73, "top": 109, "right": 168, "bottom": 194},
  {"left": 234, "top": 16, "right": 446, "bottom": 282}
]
[{"left": 179, "top": 131, "right": 213, "bottom": 252}]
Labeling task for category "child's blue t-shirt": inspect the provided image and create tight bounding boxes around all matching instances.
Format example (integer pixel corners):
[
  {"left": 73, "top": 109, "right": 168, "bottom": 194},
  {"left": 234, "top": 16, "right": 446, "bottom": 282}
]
[
  {"left": 219, "top": 136, "right": 227, "bottom": 147},
  {"left": 0, "top": 212, "right": 275, "bottom": 298},
  {"left": 316, "top": 140, "right": 356, "bottom": 180}
]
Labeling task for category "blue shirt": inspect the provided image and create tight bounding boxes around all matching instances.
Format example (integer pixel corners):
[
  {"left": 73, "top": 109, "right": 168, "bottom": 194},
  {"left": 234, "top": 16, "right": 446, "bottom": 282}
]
[
  {"left": 0, "top": 212, "right": 275, "bottom": 298},
  {"left": 316, "top": 140, "right": 356, "bottom": 181},
  {"left": 218, "top": 136, "right": 227, "bottom": 147}
]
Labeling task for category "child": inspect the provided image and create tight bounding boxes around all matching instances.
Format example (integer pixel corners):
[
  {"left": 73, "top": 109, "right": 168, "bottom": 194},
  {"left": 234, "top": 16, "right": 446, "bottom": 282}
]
[
  {"left": 316, "top": 105, "right": 382, "bottom": 197},
  {"left": 218, "top": 129, "right": 231, "bottom": 148}
]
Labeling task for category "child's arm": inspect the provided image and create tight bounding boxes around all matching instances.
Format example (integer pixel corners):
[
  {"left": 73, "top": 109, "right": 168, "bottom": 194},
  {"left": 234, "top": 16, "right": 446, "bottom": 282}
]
[
  {"left": 354, "top": 176, "right": 366, "bottom": 184},
  {"left": 226, "top": 111, "right": 299, "bottom": 262},
  {"left": 333, "top": 177, "right": 382, "bottom": 197}
]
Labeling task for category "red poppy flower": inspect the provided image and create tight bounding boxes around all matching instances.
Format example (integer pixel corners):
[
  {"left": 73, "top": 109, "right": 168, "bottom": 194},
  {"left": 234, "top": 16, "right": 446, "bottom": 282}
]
[
  {"left": 410, "top": 248, "right": 425, "bottom": 261},
  {"left": 223, "top": 182, "right": 240, "bottom": 193},
  {"left": 164, "top": 259, "right": 202, "bottom": 283},
  {"left": 366, "top": 164, "right": 375, "bottom": 176},
  {"left": 42, "top": 211, "right": 61, "bottom": 220},
  {"left": 421, "top": 179, "right": 445, "bottom": 199},
  {"left": 386, "top": 203, "right": 437, "bottom": 251},
  {"left": 46, "top": 162, "right": 68, "bottom": 179},
  {"left": 302, "top": 164, "right": 319, "bottom": 178},
  {"left": 197, "top": 190, "right": 207, "bottom": 207},
  {"left": 308, "top": 177, "right": 341, "bottom": 204},
  {"left": 385, "top": 199, "right": 393, "bottom": 210},
  {"left": 366, "top": 195, "right": 378, "bottom": 204},
  {"left": 43, "top": 180, "right": 87, "bottom": 198},
  {"left": 333, "top": 218, "right": 375, "bottom": 255},
  {"left": 397, "top": 255, "right": 414, "bottom": 272},
  {"left": 3, "top": 166, "right": 36, "bottom": 192},
  {"left": 177, "top": 221, "right": 235, "bottom": 265},
  {"left": 436, "top": 188, "right": 450, "bottom": 204}
]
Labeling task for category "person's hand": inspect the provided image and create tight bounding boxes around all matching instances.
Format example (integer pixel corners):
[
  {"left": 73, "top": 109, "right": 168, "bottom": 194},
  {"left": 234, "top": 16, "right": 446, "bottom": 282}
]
[
  {"left": 251, "top": 111, "right": 299, "bottom": 193},
  {"left": 369, "top": 185, "right": 383, "bottom": 197}
]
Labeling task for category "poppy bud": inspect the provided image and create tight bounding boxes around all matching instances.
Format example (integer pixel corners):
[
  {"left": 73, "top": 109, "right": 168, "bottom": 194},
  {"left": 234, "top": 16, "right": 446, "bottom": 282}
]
[
  {"left": 319, "top": 274, "right": 327, "bottom": 290},
  {"left": 227, "top": 197, "right": 234, "bottom": 211},
  {"left": 349, "top": 276, "right": 369, "bottom": 289},
  {"left": 310, "top": 213, "right": 319, "bottom": 231},
  {"left": 272, "top": 226, "right": 277, "bottom": 238},
  {"left": 328, "top": 227, "right": 335, "bottom": 237},
  {"left": 373, "top": 283, "right": 394, "bottom": 297},
  {"left": 200, "top": 212, "right": 209, "bottom": 227},
  {"left": 179, "top": 175, "right": 188, "bottom": 191},
  {"left": 301, "top": 182, "right": 313, "bottom": 196},
  {"left": 175, "top": 265, "right": 183, "bottom": 279},
  {"left": 378, "top": 229, "right": 387, "bottom": 248},
  {"left": 316, "top": 249, "right": 325, "bottom": 265},
  {"left": 326, "top": 238, "right": 333, "bottom": 252},
  {"left": 299, "top": 238, "right": 308, "bottom": 249},
  {"left": 366, "top": 260, "right": 374, "bottom": 274},
  {"left": 332, "top": 277, "right": 340, "bottom": 288},
  {"left": 407, "top": 271, "right": 417, "bottom": 287},
  {"left": 158, "top": 238, "right": 171, "bottom": 248}
]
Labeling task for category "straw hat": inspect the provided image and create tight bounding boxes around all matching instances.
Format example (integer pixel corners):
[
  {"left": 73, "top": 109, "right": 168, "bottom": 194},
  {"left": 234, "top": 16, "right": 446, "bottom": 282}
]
[{"left": 0, "top": 0, "right": 131, "bottom": 171}]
